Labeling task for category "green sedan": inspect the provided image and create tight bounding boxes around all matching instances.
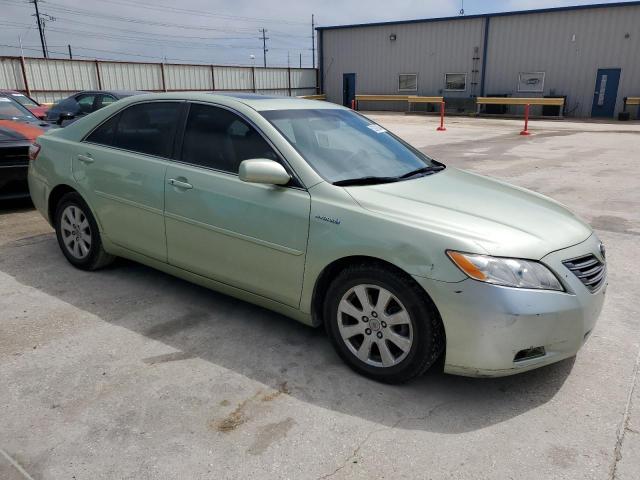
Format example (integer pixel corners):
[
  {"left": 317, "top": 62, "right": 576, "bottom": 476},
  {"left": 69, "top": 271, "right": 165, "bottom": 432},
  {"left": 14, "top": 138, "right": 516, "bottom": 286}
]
[{"left": 27, "top": 93, "right": 606, "bottom": 383}]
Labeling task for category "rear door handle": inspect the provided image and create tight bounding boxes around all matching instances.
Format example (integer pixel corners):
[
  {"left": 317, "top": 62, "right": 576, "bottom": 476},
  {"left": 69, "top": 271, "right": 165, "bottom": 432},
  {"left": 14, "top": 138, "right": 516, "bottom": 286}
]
[
  {"left": 168, "top": 178, "right": 193, "bottom": 190},
  {"left": 78, "top": 154, "right": 94, "bottom": 164}
]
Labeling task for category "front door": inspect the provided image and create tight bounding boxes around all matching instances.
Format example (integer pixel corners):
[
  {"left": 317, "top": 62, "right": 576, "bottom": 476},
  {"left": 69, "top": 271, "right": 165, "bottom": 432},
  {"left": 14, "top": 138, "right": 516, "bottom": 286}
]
[
  {"left": 164, "top": 103, "right": 310, "bottom": 308},
  {"left": 75, "top": 101, "right": 183, "bottom": 261},
  {"left": 591, "top": 68, "right": 621, "bottom": 118},
  {"left": 343, "top": 73, "right": 356, "bottom": 107}
]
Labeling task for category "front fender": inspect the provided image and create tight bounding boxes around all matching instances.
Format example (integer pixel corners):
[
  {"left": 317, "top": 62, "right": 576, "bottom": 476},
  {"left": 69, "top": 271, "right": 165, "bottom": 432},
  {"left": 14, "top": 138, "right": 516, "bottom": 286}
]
[{"left": 299, "top": 183, "right": 477, "bottom": 315}]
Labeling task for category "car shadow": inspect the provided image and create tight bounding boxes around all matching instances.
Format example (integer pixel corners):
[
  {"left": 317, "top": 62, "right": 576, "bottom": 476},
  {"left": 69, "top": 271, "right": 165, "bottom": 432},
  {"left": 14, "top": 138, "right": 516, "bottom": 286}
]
[{"left": 0, "top": 233, "right": 575, "bottom": 434}]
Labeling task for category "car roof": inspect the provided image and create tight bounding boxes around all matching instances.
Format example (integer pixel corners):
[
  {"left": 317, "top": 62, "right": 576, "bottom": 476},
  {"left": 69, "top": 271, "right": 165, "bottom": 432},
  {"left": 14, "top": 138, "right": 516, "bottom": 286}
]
[
  {"left": 72, "top": 90, "right": 145, "bottom": 98},
  {"left": 109, "top": 91, "right": 343, "bottom": 112}
]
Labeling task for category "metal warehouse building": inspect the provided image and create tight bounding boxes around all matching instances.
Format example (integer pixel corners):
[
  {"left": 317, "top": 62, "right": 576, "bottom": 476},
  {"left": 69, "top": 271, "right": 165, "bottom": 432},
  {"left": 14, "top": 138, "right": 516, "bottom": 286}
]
[{"left": 317, "top": 1, "right": 640, "bottom": 117}]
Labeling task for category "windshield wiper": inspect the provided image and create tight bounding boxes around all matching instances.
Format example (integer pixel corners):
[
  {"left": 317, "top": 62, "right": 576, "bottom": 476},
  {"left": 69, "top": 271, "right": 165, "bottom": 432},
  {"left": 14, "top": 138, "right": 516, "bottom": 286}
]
[
  {"left": 333, "top": 176, "right": 400, "bottom": 186},
  {"left": 333, "top": 164, "right": 445, "bottom": 187},
  {"left": 399, "top": 165, "right": 446, "bottom": 179}
]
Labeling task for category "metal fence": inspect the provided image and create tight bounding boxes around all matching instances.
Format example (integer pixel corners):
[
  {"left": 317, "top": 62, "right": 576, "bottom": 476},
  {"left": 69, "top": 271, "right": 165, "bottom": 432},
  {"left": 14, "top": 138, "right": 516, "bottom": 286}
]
[{"left": 0, "top": 56, "right": 319, "bottom": 104}]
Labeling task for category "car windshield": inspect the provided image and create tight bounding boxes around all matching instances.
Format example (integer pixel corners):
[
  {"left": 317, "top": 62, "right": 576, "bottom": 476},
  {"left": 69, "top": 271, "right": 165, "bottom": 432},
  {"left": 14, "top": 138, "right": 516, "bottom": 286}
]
[
  {"left": 261, "top": 108, "right": 442, "bottom": 185},
  {"left": 0, "top": 97, "right": 36, "bottom": 121}
]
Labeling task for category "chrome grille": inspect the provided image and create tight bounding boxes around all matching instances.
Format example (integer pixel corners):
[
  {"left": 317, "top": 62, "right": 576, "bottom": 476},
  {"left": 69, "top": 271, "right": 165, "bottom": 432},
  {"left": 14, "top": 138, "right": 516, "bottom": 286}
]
[{"left": 562, "top": 254, "right": 606, "bottom": 293}]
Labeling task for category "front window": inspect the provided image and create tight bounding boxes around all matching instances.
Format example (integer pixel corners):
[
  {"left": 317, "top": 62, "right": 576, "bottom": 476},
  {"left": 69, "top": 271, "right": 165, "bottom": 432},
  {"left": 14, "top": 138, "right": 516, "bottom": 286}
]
[
  {"left": 261, "top": 109, "right": 442, "bottom": 185},
  {"left": 180, "top": 103, "right": 279, "bottom": 174},
  {"left": 76, "top": 94, "right": 97, "bottom": 114},
  {"left": 0, "top": 97, "right": 35, "bottom": 121}
]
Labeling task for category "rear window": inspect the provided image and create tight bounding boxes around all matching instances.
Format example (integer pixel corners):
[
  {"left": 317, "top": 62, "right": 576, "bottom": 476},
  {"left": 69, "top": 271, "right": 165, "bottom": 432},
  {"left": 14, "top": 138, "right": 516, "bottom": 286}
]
[{"left": 85, "top": 114, "right": 120, "bottom": 146}]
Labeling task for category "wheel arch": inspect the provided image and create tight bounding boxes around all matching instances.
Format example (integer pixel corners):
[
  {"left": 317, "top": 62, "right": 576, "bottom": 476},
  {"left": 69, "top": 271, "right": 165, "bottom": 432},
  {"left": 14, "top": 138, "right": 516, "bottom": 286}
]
[
  {"left": 47, "top": 184, "right": 79, "bottom": 225},
  {"left": 311, "top": 255, "right": 443, "bottom": 328}
]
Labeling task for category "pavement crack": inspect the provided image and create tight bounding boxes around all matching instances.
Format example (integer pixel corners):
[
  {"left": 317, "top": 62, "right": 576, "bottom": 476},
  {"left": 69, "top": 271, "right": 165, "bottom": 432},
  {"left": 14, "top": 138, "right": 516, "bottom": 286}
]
[
  {"left": 609, "top": 343, "right": 640, "bottom": 479},
  {"left": 317, "top": 401, "right": 451, "bottom": 479},
  {"left": 0, "top": 447, "right": 36, "bottom": 480}
]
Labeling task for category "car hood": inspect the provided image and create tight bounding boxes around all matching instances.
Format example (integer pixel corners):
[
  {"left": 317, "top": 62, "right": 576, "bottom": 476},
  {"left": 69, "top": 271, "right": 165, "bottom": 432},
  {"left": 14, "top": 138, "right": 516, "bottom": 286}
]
[
  {"left": 344, "top": 167, "right": 592, "bottom": 259},
  {"left": 0, "top": 119, "right": 48, "bottom": 144},
  {"left": 28, "top": 105, "right": 49, "bottom": 119}
]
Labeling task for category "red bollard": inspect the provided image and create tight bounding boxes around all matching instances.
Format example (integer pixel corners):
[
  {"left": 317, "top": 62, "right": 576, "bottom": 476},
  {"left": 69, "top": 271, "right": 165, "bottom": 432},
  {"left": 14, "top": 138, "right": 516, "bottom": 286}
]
[
  {"left": 437, "top": 101, "right": 446, "bottom": 131},
  {"left": 520, "top": 104, "right": 531, "bottom": 135}
]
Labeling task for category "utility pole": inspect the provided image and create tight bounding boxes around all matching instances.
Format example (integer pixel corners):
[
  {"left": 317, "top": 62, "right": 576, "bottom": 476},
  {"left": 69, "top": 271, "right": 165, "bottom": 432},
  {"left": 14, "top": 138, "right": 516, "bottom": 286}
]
[
  {"left": 311, "top": 14, "right": 315, "bottom": 68},
  {"left": 31, "top": 0, "right": 47, "bottom": 58},
  {"left": 259, "top": 28, "right": 269, "bottom": 68},
  {"left": 68, "top": 44, "right": 73, "bottom": 59},
  {"left": 287, "top": 51, "right": 290, "bottom": 68},
  {"left": 299, "top": 52, "right": 302, "bottom": 68}
]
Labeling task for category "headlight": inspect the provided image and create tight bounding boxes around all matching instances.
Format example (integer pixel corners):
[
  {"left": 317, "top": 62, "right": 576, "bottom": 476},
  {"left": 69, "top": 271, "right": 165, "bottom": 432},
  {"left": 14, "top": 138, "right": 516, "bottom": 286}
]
[{"left": 447, "top": 251, "right": 563, "bottom": 291}]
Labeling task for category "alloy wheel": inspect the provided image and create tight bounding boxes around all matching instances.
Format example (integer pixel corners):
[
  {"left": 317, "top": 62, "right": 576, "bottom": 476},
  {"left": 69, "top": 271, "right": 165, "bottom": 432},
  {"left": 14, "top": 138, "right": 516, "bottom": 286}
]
[
  {"left": 337, "top": 284, "right": 414, "bottom": 368},
  {"left": 60, "top": 205, "right": 92, "bottom": 260}
]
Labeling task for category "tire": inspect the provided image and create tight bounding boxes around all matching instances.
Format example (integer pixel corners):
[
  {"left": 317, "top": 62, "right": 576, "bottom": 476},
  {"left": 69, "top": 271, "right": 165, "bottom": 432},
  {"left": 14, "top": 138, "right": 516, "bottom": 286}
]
[
  {"left": 54, "top": 192, "right": 115, "bottom": 270},
  {"left": 324, "top": 263, "right": 444, "bottom": 384}
]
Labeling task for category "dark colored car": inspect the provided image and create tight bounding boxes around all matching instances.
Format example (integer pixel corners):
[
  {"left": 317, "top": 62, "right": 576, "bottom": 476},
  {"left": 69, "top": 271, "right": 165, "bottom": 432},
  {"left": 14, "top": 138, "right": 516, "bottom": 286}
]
[
  {"left": 0, "top": 97, "right": 51, "bottom": 199},
  {"left": 45, "top": 90, "right": 144, "bottom": 126},
  {"left": 0, "top": 90, "right": 49, "bottom": 119}
]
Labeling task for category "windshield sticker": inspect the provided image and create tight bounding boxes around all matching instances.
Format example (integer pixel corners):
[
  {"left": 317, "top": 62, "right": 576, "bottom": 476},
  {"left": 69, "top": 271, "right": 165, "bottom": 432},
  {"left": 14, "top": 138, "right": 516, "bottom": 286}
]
[
  {"left": 367, "top": 124, "right": 386, "bottom": 134},
  {"left": 0, "top": 97, "right": 11, "bottom": 102}
]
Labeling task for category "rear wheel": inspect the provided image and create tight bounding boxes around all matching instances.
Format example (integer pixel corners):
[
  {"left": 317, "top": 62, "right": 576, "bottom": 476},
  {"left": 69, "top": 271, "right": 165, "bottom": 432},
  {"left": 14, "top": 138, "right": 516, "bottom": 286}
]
[
  {"left": 54, "top": 192, "right": 114, "bottom": 270},
  {"left": 324, "top": 264, "right": 444, "bottom": 383}
]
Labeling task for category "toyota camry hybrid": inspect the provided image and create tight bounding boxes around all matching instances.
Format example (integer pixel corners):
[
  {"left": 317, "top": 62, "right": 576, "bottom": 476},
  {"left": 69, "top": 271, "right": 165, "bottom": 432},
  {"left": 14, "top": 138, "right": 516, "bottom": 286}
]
[{"left": 27, "top": 93, "right": 606, "bottom": 383}]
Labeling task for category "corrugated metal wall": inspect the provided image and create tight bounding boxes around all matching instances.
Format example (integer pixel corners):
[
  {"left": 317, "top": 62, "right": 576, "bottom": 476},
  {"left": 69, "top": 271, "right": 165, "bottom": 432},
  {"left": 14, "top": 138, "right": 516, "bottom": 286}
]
[
  {"left": 485, "top": 5, "right": 640, "bottom": 117},
  {"left": 320, "top": 3, "right": 640, "bottom": 117},
  {"left": 0, "top": 57, "right": 318, "bottom": 103},
  {"left": 321, "top": 17, "right": 485, "bottom": 110}
]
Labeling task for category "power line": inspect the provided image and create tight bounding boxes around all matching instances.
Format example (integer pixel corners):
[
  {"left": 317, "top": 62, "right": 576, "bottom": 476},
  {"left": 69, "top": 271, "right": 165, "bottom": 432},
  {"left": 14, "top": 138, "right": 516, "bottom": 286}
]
[
  {"left": 95, "top": 0, "right": 309, "bottom": 26},
  {"left": 0, "top": 21, "right": 310, "bottom": 53},
  {"left": 0, "top": 43, "right": 283, "bottom": 65},
  {"left": 0, "top": 0, "right": 314, "bottom": 65},
  {"left": 2, "top": 0, "right": 312, "bottom": 38}
]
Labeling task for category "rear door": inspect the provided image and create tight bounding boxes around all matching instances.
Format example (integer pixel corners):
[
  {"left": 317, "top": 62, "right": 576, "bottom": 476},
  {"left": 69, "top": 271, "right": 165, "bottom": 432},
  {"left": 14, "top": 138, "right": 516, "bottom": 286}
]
[
  {"left": 74, "top": 101, "right": 184, "bottom": 261},
  {"left": 164, "top": 102, "right": 310, "bottom": 307}
]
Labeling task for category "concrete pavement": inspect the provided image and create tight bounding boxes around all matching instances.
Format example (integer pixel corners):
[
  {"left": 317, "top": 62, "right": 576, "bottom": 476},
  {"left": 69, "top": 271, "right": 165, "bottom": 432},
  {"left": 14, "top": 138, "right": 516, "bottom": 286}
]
[{"left": 1, "top": 114, "right": 638, "bottom": 479}]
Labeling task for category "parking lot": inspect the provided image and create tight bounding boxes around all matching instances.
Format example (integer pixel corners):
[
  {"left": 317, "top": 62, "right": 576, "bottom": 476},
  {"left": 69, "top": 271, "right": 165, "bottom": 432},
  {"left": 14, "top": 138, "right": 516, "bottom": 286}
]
[{"left": 1, "top": 113, "right": 639, "bottom": 479}]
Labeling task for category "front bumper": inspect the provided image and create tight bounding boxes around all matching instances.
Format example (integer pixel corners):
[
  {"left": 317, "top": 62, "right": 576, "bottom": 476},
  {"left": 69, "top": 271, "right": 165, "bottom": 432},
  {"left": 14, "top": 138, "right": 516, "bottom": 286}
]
[{"left": 414, "top": 234, "right": 606, "bottom": 377}]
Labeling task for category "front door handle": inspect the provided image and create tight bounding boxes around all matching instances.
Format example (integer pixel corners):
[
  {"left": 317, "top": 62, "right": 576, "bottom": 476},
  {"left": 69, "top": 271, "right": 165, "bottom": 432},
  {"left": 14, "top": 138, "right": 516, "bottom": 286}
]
[
  {"left": 168, "top": 178, "right": 193, "bottom": 190},
  {"left": 77, "top": 154, "right": 94, "bottom": 164}
]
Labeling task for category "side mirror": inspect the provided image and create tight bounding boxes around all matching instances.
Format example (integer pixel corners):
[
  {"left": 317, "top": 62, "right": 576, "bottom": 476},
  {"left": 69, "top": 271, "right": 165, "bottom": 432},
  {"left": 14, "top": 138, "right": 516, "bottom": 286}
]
[
  {"left": 57, "top": 112, "right": 76, "bottom": 125},
  {"left": 239, "top": 159, "right": 291, "bottom": 186}
]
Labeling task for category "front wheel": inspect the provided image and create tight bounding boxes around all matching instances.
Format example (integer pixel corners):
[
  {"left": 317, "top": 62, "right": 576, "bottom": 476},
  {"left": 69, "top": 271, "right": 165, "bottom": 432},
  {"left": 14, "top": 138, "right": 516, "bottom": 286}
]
[
  {"left": 324, "top": 264, "right": 444, "bottom": 384},
  {"left": 54, "top": 192, "right": 115, "bottom": 270}
]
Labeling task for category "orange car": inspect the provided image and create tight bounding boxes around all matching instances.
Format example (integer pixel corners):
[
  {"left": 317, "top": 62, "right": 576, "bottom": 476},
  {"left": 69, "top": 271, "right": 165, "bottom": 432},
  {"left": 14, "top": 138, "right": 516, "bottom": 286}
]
[{"left": 0, "top": 96, "right": 51, "bottom": 199}]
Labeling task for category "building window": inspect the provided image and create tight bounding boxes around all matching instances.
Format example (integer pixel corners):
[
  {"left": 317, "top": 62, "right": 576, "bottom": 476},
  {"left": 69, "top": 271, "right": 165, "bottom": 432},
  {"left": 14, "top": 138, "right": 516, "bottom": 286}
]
[
  {"left": 445, "top": 73, "right": 467, "bottom": 91},
  {"left": 398, "top": 73, "right": 417, "bottom": 92},
  {"left": 517, "top": 72, "right": 545, "bottom": 93}
]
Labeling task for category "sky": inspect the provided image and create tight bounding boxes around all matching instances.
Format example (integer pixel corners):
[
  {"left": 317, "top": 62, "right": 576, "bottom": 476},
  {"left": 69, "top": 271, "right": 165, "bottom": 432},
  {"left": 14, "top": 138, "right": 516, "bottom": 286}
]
[{"left": 0, "top": 0, "right": 635, "bottom": 67}]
